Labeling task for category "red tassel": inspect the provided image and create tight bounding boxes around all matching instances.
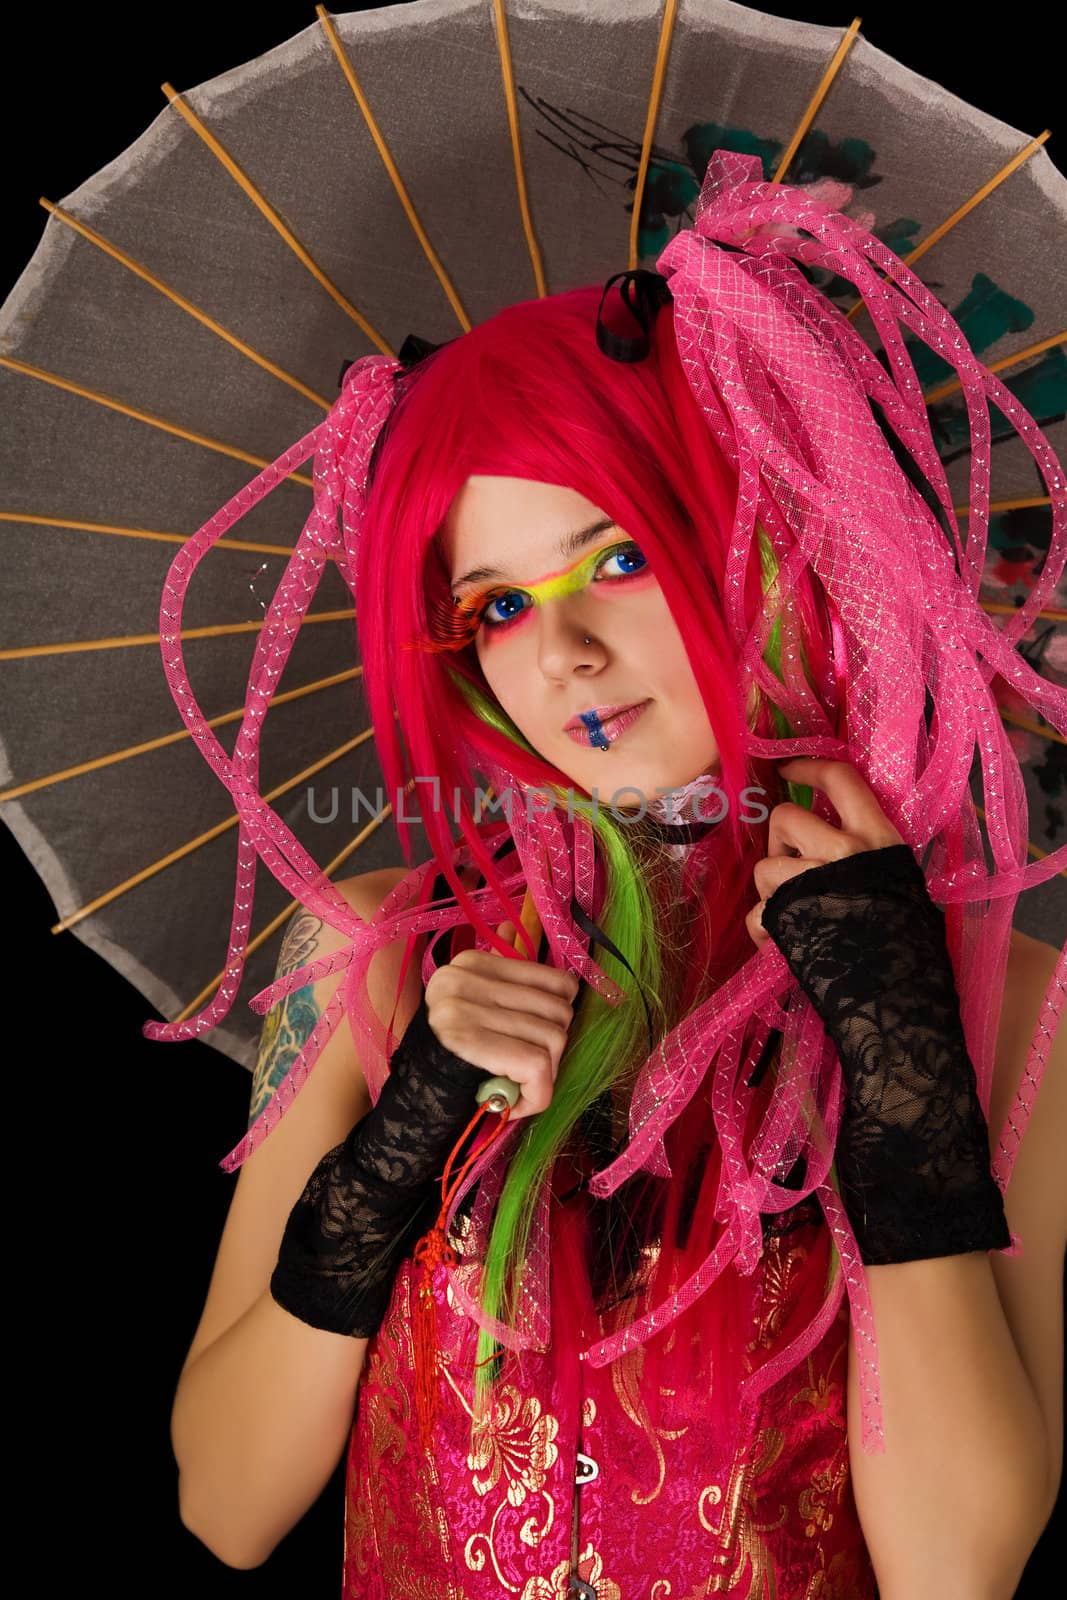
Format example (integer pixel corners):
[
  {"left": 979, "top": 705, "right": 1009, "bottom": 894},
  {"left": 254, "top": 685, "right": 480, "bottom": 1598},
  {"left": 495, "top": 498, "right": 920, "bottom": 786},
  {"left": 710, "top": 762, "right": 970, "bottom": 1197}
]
[
  {"left": 409, "top": 1100, "right": 512, "bottom": 1457},
  {"left": 411, "top": 1222, "right": 458, "bottom": 1455}
]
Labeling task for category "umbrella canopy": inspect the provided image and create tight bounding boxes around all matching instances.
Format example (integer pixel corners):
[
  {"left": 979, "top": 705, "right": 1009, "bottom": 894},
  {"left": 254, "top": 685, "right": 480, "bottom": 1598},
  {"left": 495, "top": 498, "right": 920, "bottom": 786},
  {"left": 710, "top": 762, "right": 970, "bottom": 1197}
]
[{"left": 1, "top": 0, "right": 1064, "bottom": 1074}]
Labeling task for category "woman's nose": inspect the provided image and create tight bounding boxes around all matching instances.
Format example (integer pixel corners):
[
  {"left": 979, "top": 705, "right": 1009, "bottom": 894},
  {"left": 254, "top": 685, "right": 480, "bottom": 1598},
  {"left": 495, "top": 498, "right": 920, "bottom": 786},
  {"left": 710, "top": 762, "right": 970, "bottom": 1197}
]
[{"left": 535, "top": 600, "right": 605, "bottom": 678}]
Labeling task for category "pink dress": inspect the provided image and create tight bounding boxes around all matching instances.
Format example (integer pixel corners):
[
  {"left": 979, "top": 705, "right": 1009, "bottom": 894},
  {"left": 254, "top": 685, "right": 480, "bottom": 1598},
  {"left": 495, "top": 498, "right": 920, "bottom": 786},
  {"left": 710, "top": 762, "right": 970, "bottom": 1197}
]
[{"left": 341, "top": 1152, "right": 877, "bottom": 1599}]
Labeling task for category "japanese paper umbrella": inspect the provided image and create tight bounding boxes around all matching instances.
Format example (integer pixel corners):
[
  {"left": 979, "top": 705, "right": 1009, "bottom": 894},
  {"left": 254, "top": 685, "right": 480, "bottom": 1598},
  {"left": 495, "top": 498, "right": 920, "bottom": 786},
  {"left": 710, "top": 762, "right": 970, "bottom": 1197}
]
[{"left": 1, "top": 0, "right": 1064, "bottom": 1080}]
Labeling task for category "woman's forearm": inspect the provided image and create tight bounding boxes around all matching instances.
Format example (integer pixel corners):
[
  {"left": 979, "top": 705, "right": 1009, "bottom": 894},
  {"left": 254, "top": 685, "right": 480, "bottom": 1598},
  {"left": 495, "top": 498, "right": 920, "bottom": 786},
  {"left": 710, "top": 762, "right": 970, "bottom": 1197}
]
[
  {"left": 172, "top": 1288, "right": 368, "bottom": 1569},
  {"left": 847, "top": 1252, "right": 1051, "bottom": 1599}
]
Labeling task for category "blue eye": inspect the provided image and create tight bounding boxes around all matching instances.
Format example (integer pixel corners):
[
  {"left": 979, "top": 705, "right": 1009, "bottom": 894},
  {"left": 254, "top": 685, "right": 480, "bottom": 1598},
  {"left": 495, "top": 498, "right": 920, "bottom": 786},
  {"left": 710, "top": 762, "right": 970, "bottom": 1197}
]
[
  {"left": 479, "top": 540, "right": 648, "bottom": 631},
  {"left": 482, "top": 590, "right": 531, "bottom": 626},
  {"left": 597, "top": 544, "right": 647, "bottom": 579}
]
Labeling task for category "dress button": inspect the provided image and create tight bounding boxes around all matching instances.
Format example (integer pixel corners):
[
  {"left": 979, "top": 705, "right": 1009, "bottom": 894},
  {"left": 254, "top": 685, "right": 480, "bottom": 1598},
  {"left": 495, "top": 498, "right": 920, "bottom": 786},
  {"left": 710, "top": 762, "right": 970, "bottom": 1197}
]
[{"left": 575, "top": 1451, "right": 599, "bottom": 1485}]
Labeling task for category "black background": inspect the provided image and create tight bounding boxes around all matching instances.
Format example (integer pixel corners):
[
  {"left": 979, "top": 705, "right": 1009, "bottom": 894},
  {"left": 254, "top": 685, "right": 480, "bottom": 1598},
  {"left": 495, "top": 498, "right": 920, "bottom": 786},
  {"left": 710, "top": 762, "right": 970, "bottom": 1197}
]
[{"left": 2, "top": 3, "right": 1061, "bottom": 1592}]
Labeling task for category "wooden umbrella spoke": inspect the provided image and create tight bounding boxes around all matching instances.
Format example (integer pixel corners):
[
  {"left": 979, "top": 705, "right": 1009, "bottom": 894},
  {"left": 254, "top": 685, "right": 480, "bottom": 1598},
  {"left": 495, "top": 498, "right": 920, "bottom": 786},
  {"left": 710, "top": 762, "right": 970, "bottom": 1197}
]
[
  {"left": 0, "top": 607, "right": 354, "bottom": 661},
  {"left": 488, "top": 0, "right": 548, "bottom": 297},
  {"left": 39, "top": 200, "right": 333, "bottom": 410},
  {"left": 50, "top": 723, "right": 380, "bottom": 934},
  {"left": 998, "top": 710, "right": 1065, "bottom": 747},
  {"left": 971, "top": 802, "right": 1067, "bottom": 878},
  {"left": 980, "top": 601, "right": 1065, "bottom": 622},
  {"left": 0, "top": 667, "right": 362, "bottom": 804},
  {"left": 163, "top": 82, "right": 395, "bottom": 358},
  {"left": 316, "top": 6, "right": 472, "bottom": 333},
  {"left": 924, "top": 331, "right": 1066, "bottom": 406},
  {"left": 0, "top": 355, "right": 315, "bottom": 486},
  {"left": 0, "top": 509, "right": 306, "bottom": 558},
  {"left": 846, "top": 132, "right": 1052, "bottom": 324},
  {"left": 627, "top": 0, "right": 683, "bottom": 271},
  {"left": 958, "top": 497, "right": 1052, "bottom": 517},
  {"left": 773, "top": 17, "right": 863, "bottom": 185}
]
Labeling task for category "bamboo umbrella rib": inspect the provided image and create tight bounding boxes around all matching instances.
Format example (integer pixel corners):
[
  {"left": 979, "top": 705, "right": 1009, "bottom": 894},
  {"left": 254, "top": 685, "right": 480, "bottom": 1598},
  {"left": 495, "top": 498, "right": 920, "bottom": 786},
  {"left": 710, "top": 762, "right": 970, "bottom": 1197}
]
[
  {"left": 0, "top": 355, "right": 315, "bottom": 487},
  {"left": 981, "top": 600, "right": 1065, "bottom": 622},
  {"left": 162, "top": 82, "right": 395, "bottom": 359},
  {"left": 0, "top": 668, "right": 362, "bottom": 804},
  {"left": 924, "top": 332, "right": 1066, "bottom": 406},
  {"left": 999, "top": 710, "right": 1065, "bottom": 747},
  {"left": 846, "top": 133, "right": 1052, "bottom": 324},
  {"left": 628, "top": 0, "right": 680, "bottom": 271},
  {"left": 51, "top": 723, "right": 380, "bottom": 934},
  {"left": 39, "top": 200, "right": 333, "bottom": 410},
  {"left": 972, "top": 803, "right": 1067, "bottom": 877},
  {"left": 0, "top": 608, "right": 354, "bottom": 662},
  {"left": 175, "top": 801, "right": 394, "bottom": 1021},
  {"left": 959, "top": 497, "right": 1051, "bottom": 517},
  {"left": 0, "top": 509, "right": 318, "bottom": 559},
  {"left": 489, "top": 0, "right": 547, "bottom": 299},
  {"left": 773, "top": 17, "right": 863, "bottom": 184},
  {"left": 316, "top": 6, "right": 472, "bottom": 335}
]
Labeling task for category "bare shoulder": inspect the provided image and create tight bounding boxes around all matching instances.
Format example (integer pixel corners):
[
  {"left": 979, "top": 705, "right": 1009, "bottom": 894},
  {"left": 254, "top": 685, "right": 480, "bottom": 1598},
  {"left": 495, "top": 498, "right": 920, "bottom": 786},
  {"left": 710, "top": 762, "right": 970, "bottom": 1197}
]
[
  {"left": 1006, "top": 924, "right": 1060, "bottom": 976},
  {"left": 988, "top": 924, "right": 1065, "bottom": 1520},
  {"left": 331, "top": 865, "right": 428, "bottom": 1039}
]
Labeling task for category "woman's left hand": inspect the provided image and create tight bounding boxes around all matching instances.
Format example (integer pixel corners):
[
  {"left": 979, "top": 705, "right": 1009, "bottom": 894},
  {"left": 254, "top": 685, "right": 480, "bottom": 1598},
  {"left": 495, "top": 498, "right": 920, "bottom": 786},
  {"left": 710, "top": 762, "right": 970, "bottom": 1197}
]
[{"left": 746, "top": 757, "right": 905, "bottom": 951}]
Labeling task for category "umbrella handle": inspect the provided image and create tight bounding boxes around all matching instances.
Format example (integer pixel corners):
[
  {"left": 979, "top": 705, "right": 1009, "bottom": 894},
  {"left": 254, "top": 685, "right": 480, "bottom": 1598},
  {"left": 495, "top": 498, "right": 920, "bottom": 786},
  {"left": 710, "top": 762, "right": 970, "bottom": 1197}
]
[{"left": 474, "top": 889, "right": 543, "bottom": 1115}]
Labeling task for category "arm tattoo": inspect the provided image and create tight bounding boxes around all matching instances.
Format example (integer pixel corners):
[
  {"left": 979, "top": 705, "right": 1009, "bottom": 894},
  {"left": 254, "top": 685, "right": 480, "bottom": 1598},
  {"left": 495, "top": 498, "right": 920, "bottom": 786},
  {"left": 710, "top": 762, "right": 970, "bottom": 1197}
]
[{"left": 247, "top": 911, "right": 326, "bottom": 1130}]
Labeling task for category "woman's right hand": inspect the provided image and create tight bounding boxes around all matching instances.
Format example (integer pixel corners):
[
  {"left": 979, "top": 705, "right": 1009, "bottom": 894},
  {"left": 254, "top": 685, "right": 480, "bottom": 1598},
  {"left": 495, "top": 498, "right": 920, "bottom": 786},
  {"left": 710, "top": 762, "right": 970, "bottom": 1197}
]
[{"left": 424, "top": 920, "right": 580, "bottom": 1122}]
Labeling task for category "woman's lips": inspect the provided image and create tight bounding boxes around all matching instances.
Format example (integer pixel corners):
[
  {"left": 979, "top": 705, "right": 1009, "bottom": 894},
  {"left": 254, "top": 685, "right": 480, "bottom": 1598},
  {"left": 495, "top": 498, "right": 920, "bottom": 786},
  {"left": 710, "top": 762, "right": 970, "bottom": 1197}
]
[{"left": 565, "top": 700, "right": 651, "bottom": 749}]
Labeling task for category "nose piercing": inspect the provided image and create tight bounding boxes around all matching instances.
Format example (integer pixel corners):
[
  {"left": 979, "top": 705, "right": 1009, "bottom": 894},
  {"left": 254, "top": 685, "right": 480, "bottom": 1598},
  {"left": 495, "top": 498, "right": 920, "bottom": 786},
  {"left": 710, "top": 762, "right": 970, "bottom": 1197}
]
[{"left": 583, "top": 635, "right": 591, "bottom": 645}]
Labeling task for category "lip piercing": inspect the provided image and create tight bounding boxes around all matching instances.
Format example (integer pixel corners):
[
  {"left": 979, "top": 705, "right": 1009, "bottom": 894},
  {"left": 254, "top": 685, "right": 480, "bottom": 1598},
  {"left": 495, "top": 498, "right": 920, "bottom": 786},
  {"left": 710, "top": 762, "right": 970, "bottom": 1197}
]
[{"left": 578, "top": 638, "right": 612, "bottom": 749}]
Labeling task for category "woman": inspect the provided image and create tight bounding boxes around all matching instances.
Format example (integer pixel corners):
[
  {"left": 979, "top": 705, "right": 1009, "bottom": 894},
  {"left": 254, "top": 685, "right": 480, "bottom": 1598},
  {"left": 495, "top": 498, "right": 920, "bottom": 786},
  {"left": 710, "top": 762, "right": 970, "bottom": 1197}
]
[{"left": 167, "top": 156, "right": 1064, "bottom": 1596}]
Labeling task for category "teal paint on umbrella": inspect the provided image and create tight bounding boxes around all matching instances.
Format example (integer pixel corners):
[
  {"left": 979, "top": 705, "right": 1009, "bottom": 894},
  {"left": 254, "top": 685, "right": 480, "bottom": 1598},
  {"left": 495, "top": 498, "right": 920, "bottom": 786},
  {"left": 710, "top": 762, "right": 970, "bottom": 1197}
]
[
  {"left": 928, "top": 341, "right": 1066, "bottom": 454},
  {"left": 907, "top": 272, "right": 1036, "bottom": 387}
]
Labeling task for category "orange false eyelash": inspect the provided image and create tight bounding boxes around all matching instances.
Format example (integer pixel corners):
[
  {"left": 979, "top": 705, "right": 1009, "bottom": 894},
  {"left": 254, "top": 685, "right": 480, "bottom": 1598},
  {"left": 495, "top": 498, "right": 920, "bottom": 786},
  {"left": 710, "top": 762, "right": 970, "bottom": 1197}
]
[{"left": 406, "top": 588, "right": 488, "bottom": 654}]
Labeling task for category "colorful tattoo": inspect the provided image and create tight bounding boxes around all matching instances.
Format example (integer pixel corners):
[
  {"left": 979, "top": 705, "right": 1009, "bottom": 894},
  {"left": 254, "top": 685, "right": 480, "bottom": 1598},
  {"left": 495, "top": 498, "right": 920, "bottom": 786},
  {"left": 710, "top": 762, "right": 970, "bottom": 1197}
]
[{"left": 247, "top": 910, "right": 324, "bottom": 1129}]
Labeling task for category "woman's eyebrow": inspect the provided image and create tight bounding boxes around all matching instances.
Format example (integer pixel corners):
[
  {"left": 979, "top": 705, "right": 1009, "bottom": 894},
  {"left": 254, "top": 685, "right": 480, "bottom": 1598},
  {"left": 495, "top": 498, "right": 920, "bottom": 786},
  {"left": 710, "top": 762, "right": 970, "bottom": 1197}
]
[{"left": 450, "top": 516, "right": 617, "bottom": 592}]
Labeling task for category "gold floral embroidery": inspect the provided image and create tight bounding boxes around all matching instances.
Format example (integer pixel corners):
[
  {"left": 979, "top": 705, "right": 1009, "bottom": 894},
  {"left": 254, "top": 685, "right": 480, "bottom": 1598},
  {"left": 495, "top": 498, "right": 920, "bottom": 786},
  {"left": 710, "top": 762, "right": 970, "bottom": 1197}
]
[
  {"left": 348, "top": 1274, "right": 462, "bottom": 1595},
  {"left": 747, "top": 1240, "right": 809, "bottom": 1353},
  {"left": 436, "top": 1362, "right": 561, "bottom": 1589},
  {"left": 686, "top": 1507, "right": 787, "bottom": 1597},
  {"left": 692, "top": 1428, "right": 788, "bottom": 1596},
  {"left": 698, "top": 1428, "right": 782, "bottom": 1543},
  {"left": 696, "top": 1289, "right": 857, "bottom": 1599},
  {"left": 343, "top": 1466, "right": 375, "bottom": 1581},
  {"left": 599, "top": 1281, "right": 687, "bottom": 1506},
  {"left": 467, "top": 1384, "right": 560, "bottom": 1505},
  {"left": 798, "top": 1439, "right": 851, "bottom": 1540},
  {"left": 345, "top": 1340, "right": 409, "bottom": 1579},
  {"left": 519, "top": 1540, "right": 622, "bottom": 1599},
  {"left": 465, "top": 1492, "right": 551, "bottom": 1593},
  {"left": 803, "top": 1548, "right": 864, "bottom": 1599},
  {"left": 787, "top": 1338, "right": 848, "bottom": 1423}
]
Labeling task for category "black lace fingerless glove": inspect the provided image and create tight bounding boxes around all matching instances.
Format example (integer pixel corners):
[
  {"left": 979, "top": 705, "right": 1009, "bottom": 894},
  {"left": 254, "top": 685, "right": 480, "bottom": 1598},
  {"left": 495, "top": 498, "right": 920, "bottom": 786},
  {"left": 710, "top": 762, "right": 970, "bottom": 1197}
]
[
  {"left": 269, "top": 992, "right": 489, "bottom": 1337},
  {"left": 762, "top": 843, "right": 1011, "bottom": 1266}
]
